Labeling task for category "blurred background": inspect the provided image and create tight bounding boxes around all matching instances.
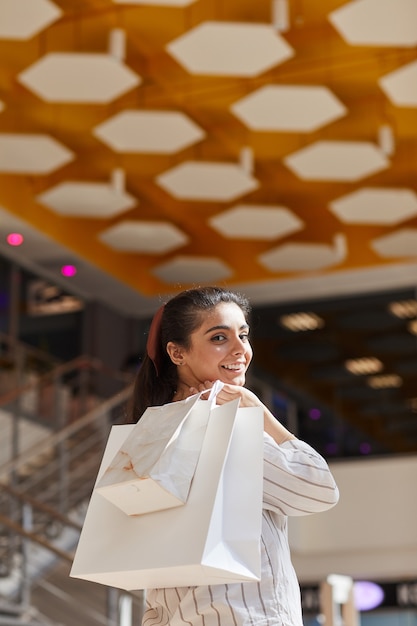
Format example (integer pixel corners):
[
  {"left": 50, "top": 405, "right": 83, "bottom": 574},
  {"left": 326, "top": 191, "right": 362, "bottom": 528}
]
[{"left": 0, "top": 0, "right": 416, "bottom": 624}]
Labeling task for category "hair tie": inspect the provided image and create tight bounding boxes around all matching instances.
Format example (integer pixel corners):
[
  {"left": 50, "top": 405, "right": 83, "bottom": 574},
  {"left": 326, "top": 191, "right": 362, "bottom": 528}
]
[{"left": 146, "top": 304, "right": 165, "bottom": 376}]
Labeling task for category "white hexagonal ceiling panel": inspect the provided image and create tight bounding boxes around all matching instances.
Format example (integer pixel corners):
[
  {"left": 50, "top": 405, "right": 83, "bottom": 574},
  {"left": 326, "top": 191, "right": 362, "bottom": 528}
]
[
  {"left": 0, "top": 133, "right": 74, "bottom": 174},
  {"left": 259, "top": 234, "right": 347, "bottom": 272},
  {"left": 156, "top": 161, "right": 259, "bottom": 202},
  {"left": 153, "top": 255, "right": 232, "bottom": 284},
  {"left": 37, "top": 181, "right": 137, "bottom": 218},
  {"left": 93, "top": 110, "right": 205, "bottom": 154},
  {"left": 329, "top": 0, "right": 417, "bottom": 47},
  {"left": 379, "top": 60, "right": 417, "bottom": 107},
  {"left": 0, "top": 0, "right": 62, "bottom": 40},
  {"left": 371, "top": 229, "right": 417, "bottom": 258},
  {"left": 231, "top": 85, "right": 347, "bottom": 132},
  {"left": 330, "top": 188, "right": 417, "bottom": 225},
  {"left": 18, "top": 52, "right": 141, "bottom": 104},
  {"left": 166, "top": 21, "right": 294, "bottom": 77},
  {"left": 99, "top": 220, "right": 188, "bottom": 254},
  {"left": 209, "top": 205, "right": 304, "bottom": 240},
  {"left": 284, "top": 140, "right": 389, "bottom": 182}
]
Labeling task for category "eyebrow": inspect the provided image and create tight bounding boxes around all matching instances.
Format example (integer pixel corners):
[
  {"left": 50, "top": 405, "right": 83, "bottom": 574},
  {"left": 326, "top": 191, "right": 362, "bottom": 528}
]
[{"left": 204, "top": 324, "right": 249, "bottom": 335}]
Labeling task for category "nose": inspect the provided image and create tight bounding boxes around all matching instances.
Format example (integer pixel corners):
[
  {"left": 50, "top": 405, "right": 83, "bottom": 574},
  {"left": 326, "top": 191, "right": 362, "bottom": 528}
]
[{"left": 232, "top": 335, "right": 246, "bottom": 355}]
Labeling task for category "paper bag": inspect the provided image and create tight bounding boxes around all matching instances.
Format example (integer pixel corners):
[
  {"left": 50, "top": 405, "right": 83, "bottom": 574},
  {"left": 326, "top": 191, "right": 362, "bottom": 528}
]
[
  {"left": 70, "top": 399, "right": 263, "bottom": 590},
  {"left": 95, "top": 390, "right": 212, "bottom": 515}
]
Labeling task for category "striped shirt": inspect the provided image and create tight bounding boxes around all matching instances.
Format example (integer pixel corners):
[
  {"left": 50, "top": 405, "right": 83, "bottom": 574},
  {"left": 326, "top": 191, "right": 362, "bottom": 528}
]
[{"left": 142, "top": 435, "right": 339, "bottom": 626}]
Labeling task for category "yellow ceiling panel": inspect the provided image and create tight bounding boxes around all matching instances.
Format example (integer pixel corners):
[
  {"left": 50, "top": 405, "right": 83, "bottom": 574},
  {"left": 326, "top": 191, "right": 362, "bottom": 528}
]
[{"left": 0, "top": 0, "right": 416, "bottom": 296}]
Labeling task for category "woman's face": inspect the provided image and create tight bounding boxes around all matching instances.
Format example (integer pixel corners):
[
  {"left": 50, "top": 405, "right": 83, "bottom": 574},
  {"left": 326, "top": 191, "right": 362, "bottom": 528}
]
[{"left": 171, "top": 302, "right": 253, "bottom": 388}]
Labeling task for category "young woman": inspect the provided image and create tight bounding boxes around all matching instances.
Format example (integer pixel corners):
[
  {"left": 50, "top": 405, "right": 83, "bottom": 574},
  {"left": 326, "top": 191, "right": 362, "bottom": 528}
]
[{"left": 129, "top": 286, "right": 339, "bottom": 626}]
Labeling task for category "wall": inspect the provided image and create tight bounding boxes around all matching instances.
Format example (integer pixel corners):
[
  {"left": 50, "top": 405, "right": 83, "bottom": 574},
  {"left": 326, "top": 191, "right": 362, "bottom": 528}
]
[
  {"left": 289, "top": 454, "right": 417, "bottom": 583},
  {"left": 81, "top": 301, "right": 144, "bottom": 397}
]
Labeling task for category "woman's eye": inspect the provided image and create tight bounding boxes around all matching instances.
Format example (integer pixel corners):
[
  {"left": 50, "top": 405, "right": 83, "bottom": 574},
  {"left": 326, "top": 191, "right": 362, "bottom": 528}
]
[
  {"left": 211, "top": 333, "right": 249, "bottom": 343},
  {"left": 211, "top": 334, "right": 226, "bottom": 342}
]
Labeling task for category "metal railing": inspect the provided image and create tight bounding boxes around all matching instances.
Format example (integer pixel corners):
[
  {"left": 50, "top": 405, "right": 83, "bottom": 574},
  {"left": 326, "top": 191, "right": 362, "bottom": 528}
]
[{"left": 0, "top": 347, "right": 145, "bottom": 625}]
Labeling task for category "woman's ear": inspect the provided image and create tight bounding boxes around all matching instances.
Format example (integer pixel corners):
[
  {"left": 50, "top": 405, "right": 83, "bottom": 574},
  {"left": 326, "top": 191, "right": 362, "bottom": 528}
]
[{"left": 166, "top": 341, "right": 186, "bottom": 366}]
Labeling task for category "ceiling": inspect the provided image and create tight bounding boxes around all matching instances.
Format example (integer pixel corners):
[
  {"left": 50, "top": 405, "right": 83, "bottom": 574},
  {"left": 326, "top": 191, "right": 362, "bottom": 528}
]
[{"left": 0, "top": 0, "right": 417, "bottom": 455}]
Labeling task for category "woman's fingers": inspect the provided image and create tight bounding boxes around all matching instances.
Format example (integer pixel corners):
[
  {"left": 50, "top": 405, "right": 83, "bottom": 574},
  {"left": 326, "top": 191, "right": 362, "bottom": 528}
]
[
  {"left": 189, "top": 381, "right": 214, "bottom": 398},
  {"left": 215, "top": 384, "right": 240, "bottom": 404},
  {"left": 216, "top": 384, "right": 260, "bottom": 408}
]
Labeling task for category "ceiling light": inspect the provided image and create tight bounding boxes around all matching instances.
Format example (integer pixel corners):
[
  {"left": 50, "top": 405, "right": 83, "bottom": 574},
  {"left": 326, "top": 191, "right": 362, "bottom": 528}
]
[
  {"left": 367, "top": 374, "right": 403, "bottom": 389},
  {"left": 279, "top": 312, "right": 325, "bottom": 332},
  {"left": 388, "top": 299, "right": 417, "bottom": 318},
  {"left": 345, "top": 357, "right": 383, "bottom": 375},
  {"left": 27, "top": 279, "right": 83, "bottom": 316},
  {"left": 409, "top": 398, "right": 417, "bottom": 412},
  {"left": 61, "top": 265, "right": 77, "bottom": 277},
  {"left": 408, "top": 319, "right": 417, "bottom": 335},
  {"left": 6, "top": 232, "right": 24, "bottom": 246}
]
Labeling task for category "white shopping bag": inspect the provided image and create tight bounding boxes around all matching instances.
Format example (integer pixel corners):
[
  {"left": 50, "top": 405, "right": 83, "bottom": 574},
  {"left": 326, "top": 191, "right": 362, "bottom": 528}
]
[
  {"left": 95, "top": 386, "right": 218, "bottom": 516},
  {"left": 70, "top": 399, "right": 263, "bottom": 590}
]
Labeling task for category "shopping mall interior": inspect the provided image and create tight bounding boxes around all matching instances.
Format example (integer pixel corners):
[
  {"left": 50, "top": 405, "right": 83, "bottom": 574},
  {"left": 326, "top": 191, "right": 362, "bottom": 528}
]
[{"left": 0, "top": 0, "right": 416, "bottom": 624}]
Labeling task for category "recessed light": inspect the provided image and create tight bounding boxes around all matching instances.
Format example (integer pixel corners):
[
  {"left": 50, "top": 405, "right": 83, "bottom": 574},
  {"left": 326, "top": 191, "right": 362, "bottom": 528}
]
[
  {"left": 367, "top": 374, "right": 402, "bottom": 389},
  {"left": 388, "top": 299, "right": 417, "bottom": 319},
  {"left": 345, "top": 357, "right": 383, "bottom": 375},
  {"left": 408, "top": 319, "right": 417, "bottom": 335},
  {"left": 279, "top": 312, "right": 324, "bottom": 332}
]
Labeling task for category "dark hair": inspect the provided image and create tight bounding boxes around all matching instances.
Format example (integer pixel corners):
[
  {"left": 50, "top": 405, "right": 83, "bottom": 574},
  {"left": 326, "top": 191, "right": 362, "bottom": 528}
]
[{"left": 128, "top": 286, "right": 251, "bottom": 422}]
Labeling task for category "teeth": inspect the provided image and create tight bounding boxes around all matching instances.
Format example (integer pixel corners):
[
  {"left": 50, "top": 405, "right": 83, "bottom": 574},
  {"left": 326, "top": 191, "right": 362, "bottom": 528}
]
[{"left": 223, "top": 365, "right": 240, "bottom": 370}]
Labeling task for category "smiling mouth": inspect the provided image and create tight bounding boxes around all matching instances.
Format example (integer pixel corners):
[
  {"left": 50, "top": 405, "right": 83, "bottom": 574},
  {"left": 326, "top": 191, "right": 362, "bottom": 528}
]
[{"left": 222, "top": 364, "right": 244, "bottom": 371}]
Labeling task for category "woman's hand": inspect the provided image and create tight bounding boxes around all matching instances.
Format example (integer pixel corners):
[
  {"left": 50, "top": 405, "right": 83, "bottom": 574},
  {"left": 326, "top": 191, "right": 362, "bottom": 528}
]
[
  {"left": 188, "top": 381, "right": 255, "bottom": 404},
  {"left": 189, "top": 381, "right": 296, "bottom": 445},
  {"left": 213, "top": 382, "right": 261, "bottom": 408}
]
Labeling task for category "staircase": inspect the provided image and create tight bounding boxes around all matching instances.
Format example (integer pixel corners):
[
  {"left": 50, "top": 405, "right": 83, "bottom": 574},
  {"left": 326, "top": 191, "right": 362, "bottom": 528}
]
[{"left": 0, "top": 337, "right": 144, "bottom": 625}]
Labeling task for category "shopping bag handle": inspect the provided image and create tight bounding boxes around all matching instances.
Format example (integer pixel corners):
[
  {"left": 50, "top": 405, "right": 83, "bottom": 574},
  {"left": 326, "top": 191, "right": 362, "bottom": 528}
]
[{"left": 206, "top": 380, "right": 224, "bottom": 408}]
